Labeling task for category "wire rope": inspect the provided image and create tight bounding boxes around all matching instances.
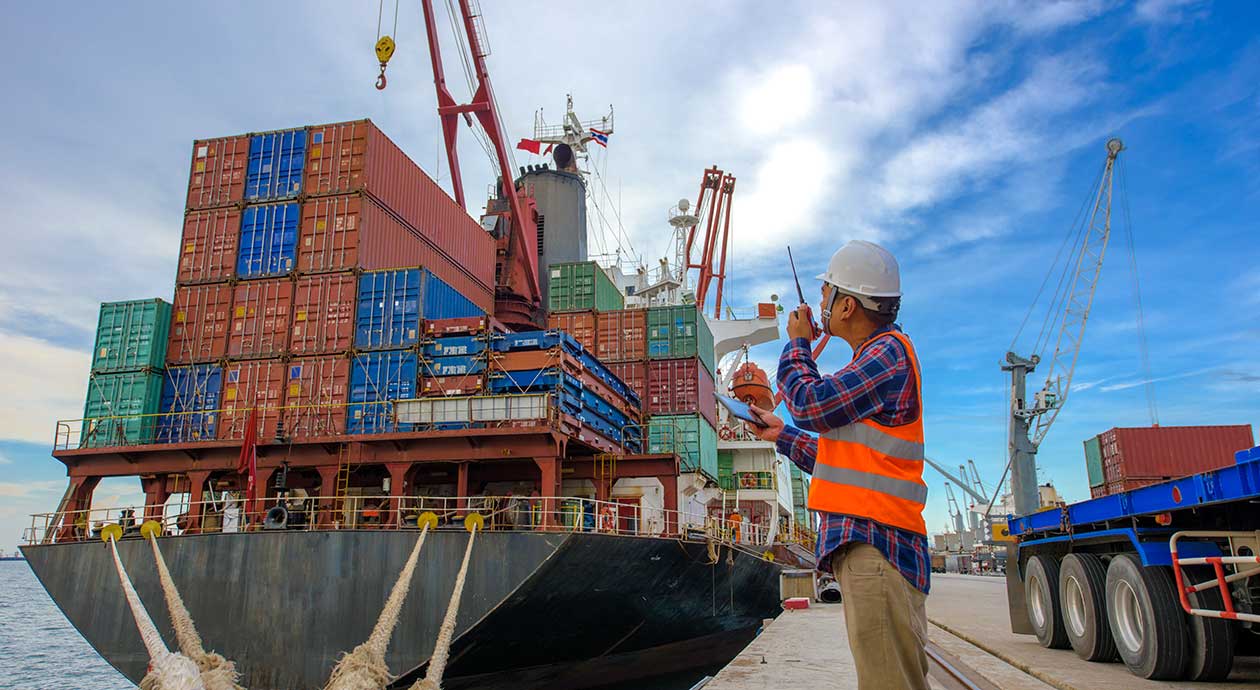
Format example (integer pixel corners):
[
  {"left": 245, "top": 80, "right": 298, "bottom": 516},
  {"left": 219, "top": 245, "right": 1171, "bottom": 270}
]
[{"left": 1118, "top": 158, "right": 1159, "bottom": 426}]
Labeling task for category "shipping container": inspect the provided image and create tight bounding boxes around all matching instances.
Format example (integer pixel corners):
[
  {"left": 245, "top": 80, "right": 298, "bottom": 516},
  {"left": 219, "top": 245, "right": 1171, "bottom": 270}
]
[
  {"left": 421, "top": 335, "right": 487, "bottom": 358},
  {"left": 547, "top": 261, "right": 624, "bottom": 313},
  {"left": 246, "top": 129, "right": 306, "bottom": 201},
  {"left": 547, "top": 311, "right": 596, "bottom": 352},
  {"left": 646, "top": 358, "right": 717, "bottom": 429},
  {"left": 228, "top": 278, "right": 294, "bottom": 359},
  {"left": 606, "top": 361, "right": 647, "bottom": 404},
  {"left": 168, "top": 284, "right": 234, "bottom": 364},
  {"left": 291, "top": 273, "right": 356, "bottom": 355},
  {"left": 186, "top": 135, "right": 248, "bottom": 210},
  {"left": 647, "top": 305, "right": 715, "bottom": 374},
  {"left": 178, "top": 208, "right": 240, "bottom": 283},
  {"left": 1084, "top": 436, "right": 1104, "bottom": 488},
  {"left": 237, "top": 202, "right": 299, "bottom": 278},
  {"left": 419, "top": 355, "right": 487, "bottom": 377},
  {"left": 596, "top": 309, "right": 647, "bottom": 362},
  {"left": 348, "top": 350, "right": 418, "bottom": 434},
  {"left": 426, "top": 316, "right": 503, "bottom": 337},
  {"left": 282, "top": 355, "right": 350, "bottom": 438},
  {"left": 304, "top": 120, "right": 497, "bottom": 287},
  {"left": 91, "top": 299, "right": 171, "bottom": 374},
  {"left": 647, "top": 414, "right": 718, "bottom": 479},
  {"left": 157, "top": 364, "right": 222, "bottom": 443},
  {"left": 395, "top": 397, "right": 473, "bottom": 429},
  {"left": 355, "top": 268, "right": 482, "bottom": 350},
  {"left": 219, "top": 359, "right": 287, "bottom": 441},
  {"left": 81, "top": 370, "right": 164, "bottom": 448},
  {"left": 419, "top": 374, "right": 485, "bottom": 397},
  {"left": 1099, "top": 425, "right": 1254, "bottom": 484},
  {"left": 1093, "top": 477, "right": 1166, "bottom": 499}
]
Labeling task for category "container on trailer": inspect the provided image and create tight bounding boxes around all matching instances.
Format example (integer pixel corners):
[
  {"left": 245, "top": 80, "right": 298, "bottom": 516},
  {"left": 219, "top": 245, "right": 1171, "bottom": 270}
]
[
  {"left": 228, "top": 278, "right": 294, "bottom": 359},
  {"left": 303, "top": 120, "right": 496, "bottom": 286},
  {"left": 1093, "top": 477, "right": 1167, "bottom": 498},
  {"left": 246, "top": 128, "right": 306, "bottom": 202},
  {"left": 168, "top": 284, "right": 234, "bottom": 364},
  {"left": 1084, "top": 435, "right": 1104, "bottom": 488},
  {"left": 348, "top": 349, "right": 418, "bottom": 434},
  {"left": 81, "top": 370, "right": 164, "bottom": 448},
  {"left": 237, "top": 202, "right": 299, "bottom": 278},
  {"left": 596, "top": 309, "right": 647, "bottom": 362},
  {"left": 91, "top": 299, "right": 171, "bottom": 374},
  {"left": 646, "top": 305, "right": 715, "bottom": 374},
  {"left": 646, "top": 358, "right": 717, "bottom": 428},
  {"left": 282, "top": 355, "right": 350, "bottom": 438},
  {"left": 355, "top": 268, "right": 482, "bottom": 350},
  {"left": 647, "top": 414, "right": 718, "bottom": 479},
  {"left": 291, "top": 273, "right": 356, "bottom": 355},
  {"left": 547, "top": 311, "right": 596, "bottom": 353},
  {"left": 157, "top": 364, "right": 222, "bottom": 443},
  {"left": 547, "top": 261, "right": 624, "bottom": 313},
  {"left": 219, "top": 359, "right": 287, "bottom": 441},
  {"left": 186, "top": 135, "right": 249, "bottom": 210},
  {"left": 178, "top": 208, "right": 240, "bottom": 283},
  {"left": 1099, "top": 425, "right": 1255, "bottom": 484}
]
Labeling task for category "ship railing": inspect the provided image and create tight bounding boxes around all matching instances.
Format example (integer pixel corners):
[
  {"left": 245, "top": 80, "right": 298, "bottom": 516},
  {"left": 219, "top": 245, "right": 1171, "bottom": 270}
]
[{"left": 25, "top": 494, "right": 785, "bottom": 549}]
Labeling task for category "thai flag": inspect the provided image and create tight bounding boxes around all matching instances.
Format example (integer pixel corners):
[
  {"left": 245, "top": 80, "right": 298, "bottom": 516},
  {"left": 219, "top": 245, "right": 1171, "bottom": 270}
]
[{"left": 589, "top": 128, "right": 610, "bottom": 147}]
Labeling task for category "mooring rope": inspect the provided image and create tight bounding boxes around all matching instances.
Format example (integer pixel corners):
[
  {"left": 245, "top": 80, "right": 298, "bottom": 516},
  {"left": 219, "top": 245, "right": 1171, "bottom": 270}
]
[
  {"left": 145, "top": 528, "right": 244, "bottom": 690},
  {"left": 410, "top": 526, "right": 478, "bottom": 690},
  {"left": 104, "top": 531, "right": 204, "bottom": 690},
  {"left": 324, "top": 523, "right": 432, "bottom": 690}
]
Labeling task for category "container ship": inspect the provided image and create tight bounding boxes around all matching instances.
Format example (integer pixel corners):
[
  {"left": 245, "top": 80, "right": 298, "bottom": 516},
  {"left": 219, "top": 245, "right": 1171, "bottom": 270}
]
[{"left": 19, "top": 20, "right": 817, "bottom": 684}]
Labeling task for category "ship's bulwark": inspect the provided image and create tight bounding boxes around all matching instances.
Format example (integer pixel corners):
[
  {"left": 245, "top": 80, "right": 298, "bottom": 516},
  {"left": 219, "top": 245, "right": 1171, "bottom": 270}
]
[{"left": 23, "top": 531, "right": 783, "bottom": 690}]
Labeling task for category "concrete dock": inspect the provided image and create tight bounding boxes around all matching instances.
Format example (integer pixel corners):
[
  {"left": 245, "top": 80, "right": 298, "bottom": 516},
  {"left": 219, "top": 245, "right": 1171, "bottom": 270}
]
[{"left": 706, "top": 573, "right": 1260, "bottom": 689}]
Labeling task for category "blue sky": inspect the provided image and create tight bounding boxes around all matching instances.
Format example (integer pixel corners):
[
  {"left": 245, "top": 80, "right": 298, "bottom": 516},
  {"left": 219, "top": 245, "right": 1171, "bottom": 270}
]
[{"left": 0, "top": 1, "right": 1257, "bottom": 549}]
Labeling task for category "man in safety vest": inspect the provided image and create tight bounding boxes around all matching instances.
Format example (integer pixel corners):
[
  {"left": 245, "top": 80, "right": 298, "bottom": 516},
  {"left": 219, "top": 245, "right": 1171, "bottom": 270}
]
[{"left": 747, "top": 240, "right": 930, "bottom": 690}]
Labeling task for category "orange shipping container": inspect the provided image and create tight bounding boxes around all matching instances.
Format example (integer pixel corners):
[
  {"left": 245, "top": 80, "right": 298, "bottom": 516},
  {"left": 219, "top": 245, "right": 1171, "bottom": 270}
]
[
  {"left": 229, "top": 278, "right": 294, "bottom": 359},
  {"left": 596, "top": 309, "right": 647, "bottom": 362},
  {"left": 1099, "top": 425, "right": 1254, "bottom": 484},
  {"left": 282, "top": 355, "right": 350, "bottom": 438},
  {"left": 168, "top": 284, "right": 234, "bottom": 364},
  {"left": 548, "top": 311, "right": 596, "bottom": 352},
  {"left": 178, "top": 208, "right": 240, "bottom": 284},
  {"left": 186, "top": 135, "right": 249, "bottom": 210},
  {"left": 220, "top": 359, "right": 287, "bottom": 441},
  {"left": 291, "top": 273, "right": 356, "bottom": 355}
]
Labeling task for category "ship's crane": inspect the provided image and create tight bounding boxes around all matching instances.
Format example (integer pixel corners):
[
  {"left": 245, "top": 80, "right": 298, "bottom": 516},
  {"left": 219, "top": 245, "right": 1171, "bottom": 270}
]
[
  {"left": 944, "top": 483, "right": 966, "bottom": 539},
  {"left": 684, "top": 166, "right": 736, "bottom": 319}
]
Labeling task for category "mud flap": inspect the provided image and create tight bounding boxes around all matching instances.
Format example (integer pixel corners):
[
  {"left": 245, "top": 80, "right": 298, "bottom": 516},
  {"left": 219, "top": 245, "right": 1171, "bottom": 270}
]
[{"left": 1006, "top": 544, "right": 1033, "bottom": 634}]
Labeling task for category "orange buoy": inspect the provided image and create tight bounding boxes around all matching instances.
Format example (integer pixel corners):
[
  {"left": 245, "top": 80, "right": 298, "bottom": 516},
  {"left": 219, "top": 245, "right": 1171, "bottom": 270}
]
[{"left": 731, "top": 362, "right": 774, "bottom": 410}]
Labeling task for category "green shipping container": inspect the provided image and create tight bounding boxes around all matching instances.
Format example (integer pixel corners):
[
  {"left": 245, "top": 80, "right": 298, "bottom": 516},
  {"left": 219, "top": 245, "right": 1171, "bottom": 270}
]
[
  {"left": 547, "top": 261, "right": 624, "bottom": 313},
  {"left": 647, "top": 413, "right": 718, "bottom": 480},
  {"left": 646, "top": 305, "right": 715, "bottom": 374},
  {"left": 81, "top": 370, "right": 164, "bottom": 448},
  {"left": 1084, "top": 435, "right": 1104, "bottom": 488},
  {"left": 91, "top": 299, "right": 172, "bottom": 373}
]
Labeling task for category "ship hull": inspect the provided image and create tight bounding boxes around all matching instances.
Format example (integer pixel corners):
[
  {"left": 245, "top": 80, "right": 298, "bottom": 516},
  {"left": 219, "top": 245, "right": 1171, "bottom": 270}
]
[{"left": 22, "top": 530, "right": 781, "bottom": 689}]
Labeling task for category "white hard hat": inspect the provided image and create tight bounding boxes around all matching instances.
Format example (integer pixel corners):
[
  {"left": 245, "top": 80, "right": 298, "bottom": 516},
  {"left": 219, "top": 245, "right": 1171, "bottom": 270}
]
[{"left": 816, "top": 240, "right": 901, "bottom": 298}]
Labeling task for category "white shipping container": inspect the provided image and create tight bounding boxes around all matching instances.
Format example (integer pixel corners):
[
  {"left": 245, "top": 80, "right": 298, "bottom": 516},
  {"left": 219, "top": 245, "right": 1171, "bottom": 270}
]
[{"left": 470, "top": 394, "right": 550, "bottom": 422}]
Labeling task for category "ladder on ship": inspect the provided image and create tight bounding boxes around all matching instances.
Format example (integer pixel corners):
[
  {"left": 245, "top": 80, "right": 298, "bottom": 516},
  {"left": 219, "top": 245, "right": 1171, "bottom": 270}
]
[{"left": 333, "top": 443, "right": 352, "bottom": 527}]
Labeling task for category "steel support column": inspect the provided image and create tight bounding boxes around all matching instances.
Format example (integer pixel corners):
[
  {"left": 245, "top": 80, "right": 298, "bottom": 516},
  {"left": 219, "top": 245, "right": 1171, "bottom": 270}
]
[
  {"left": 385, "top": 462, "right": 409, "bottom": 528},
  {"left": 660, "top": 473, "right": 679, "bottom": 536},
  {"left": 185, "top": 470, "right": 212, "bottom": 534},
  {"left": 54, "top": 476, "right": 100, "bottom": 542},
  {"left": 141, "top": 475, "right": 170, "bottom": 523},
  {"left": 316, "top": 465, "right": 339, "bottom": 527},
  {"left": 535, "top": 457, "right": 560, "bottom": 527}
]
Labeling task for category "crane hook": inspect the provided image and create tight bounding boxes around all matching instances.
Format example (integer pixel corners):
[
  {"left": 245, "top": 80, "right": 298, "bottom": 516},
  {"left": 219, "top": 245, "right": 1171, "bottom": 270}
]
[
  {"left": 374, "top": 35, "right": 395, "bottom": 91},
  {"left": 376, "top": 65, "right": 388, "bottom": 90}
]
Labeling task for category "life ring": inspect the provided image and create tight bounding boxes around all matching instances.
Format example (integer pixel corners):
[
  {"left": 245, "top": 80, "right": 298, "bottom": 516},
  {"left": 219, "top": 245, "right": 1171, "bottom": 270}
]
[
  {"left": 597, "top": 505, "right": 617, "bottom": 532},
  {"left": 719, "top": 426, "right": 734, "bottom": 440},
  {"left": 740, "top": 473, "right": 756, "bottom": 489}
]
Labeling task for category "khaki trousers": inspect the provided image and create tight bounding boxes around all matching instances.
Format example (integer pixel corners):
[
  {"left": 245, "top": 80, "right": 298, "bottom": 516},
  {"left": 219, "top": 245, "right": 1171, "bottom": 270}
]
[{"left": 832, "top": 542, "right": 929, "bottom": 690}]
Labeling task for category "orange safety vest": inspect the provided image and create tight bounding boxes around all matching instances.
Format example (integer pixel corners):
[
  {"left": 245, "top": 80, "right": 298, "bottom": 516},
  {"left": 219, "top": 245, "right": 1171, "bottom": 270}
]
[{"left": 807, "top": 329, "right": 927, "bottom": 535}]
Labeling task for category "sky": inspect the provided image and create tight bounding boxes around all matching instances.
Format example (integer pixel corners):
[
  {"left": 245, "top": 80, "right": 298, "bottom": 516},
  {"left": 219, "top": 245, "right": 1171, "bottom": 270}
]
[{"left": 0, "top": 0, "right": 1257, "bottom": 551}]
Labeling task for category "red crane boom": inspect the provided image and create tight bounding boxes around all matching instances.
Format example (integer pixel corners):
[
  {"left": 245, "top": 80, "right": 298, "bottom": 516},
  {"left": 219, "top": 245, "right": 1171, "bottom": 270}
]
[{"left": 685, "top": 166, "right": 736, "bottom": 319}]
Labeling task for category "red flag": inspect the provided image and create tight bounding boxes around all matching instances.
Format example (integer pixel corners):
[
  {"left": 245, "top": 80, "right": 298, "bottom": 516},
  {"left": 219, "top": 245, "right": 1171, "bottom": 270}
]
[
  {"left": 236, "top": 408, "right": 258, "bottom": 504},
  {"left": 516, "top": 138, "right": 542, "bottom": 155},
  {"left": 543, "top": 143, "right": 554, "bottom": 156}
]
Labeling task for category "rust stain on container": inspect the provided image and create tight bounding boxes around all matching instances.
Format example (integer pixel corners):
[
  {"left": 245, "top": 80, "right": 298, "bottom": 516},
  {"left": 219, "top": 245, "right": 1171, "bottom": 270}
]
[
  {"left": 178, "top": 208, "right": 240, "bottom": 284},
  {"left": 168, "top": 284, "right": 234, "bottom": 364},
  {"left": 186, "top": 135, "right": 249, "bottom": 210},
  {"left": 228, "top": 278, "right": 294, "bottom": 359},
  {"left": 291, "top": 273, "right": 356, "bottom": 356}
]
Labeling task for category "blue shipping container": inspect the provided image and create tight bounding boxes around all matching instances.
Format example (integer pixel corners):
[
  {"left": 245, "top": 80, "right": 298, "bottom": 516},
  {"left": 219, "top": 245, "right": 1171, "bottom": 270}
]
[
  {"left": 490, "top": 330, "right": 582, "bottom": 354},
  {"left": 237, "top": 203, "right": 299, "bottom": 278},
  {"left": 348, "top": 350, "right": 418, "bottom": 434},
  {"left": 355, "top": 269, "right": 483, "bottom": 349},
  {"left": 157, "top": 364, "right": 222, "bottom": 443},
  {"left": 420, "top": 354, "right": 487, "bottom": 377},
  {"left": 246, "top": 129, "right": 306, "bottom": 201},
  {"left": 421, "top": 335, "right": 487, "bottom": 358}
]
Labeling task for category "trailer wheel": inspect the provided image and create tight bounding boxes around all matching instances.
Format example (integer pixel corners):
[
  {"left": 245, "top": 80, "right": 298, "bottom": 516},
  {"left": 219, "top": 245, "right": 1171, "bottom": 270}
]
[
  {"left": 1185, "top": 567, "right": 1236, "bottom": 682},
  {"left": 1105, "top": 554, "right": 1188, "bottom": 679},
  {"left": 1025, "top": 555, "right": 1070, "bottom": 649},
  {"left": 1059, "top": 553, "right": 1118, "bottom": 661}
]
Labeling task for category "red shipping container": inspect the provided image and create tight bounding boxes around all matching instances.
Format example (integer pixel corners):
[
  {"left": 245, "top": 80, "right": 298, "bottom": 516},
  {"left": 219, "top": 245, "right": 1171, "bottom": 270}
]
[
  {"left": 607, "top": 361, "right": 647, "bottom": 404},
  {"left": 646, "top": 358, "right": 718, "bottom": 428},
  {"left": 282, "top": 355, "right": 350, "bottom": 438},
  {"left": 548, "top": 311, "right": 596, "bottom": 352},
  {"left": 219, "top": 359, "right": 287, "bottom": 441},
  {"left": 186, "top": 135, "right": 249, "bottom": 210},
  {"left": 169, "top": 284, "right": 234, "bottom": 364},
  {"left": 298, "top": 192, "right": 493, "bottom": 314},
  {"left": 596, "top": 309, "right": 647, "bottom": 362},
  {"left": 291, "top": 273, "right": 356, "bottom": 355},
  {"left": 229, "top": 278, "right": 294, "bottom": 359},
  {"left": 1097, "top": 477, "right": 1165, "bottom": 498},
  {"left": 426, "top": 316, "right": 505, "bottom": 336},
  {"left": 303, "top": 120, "right": 495, "bottom": 287},
  {"left": 178, "top": 208, "right": 240, "bottom": 284},
  {"left": 1099, "top": 425, "right": 1254, "bottom": 484},
  {"left": 420, "top": 375, "right": 485, "bottom": 397}
]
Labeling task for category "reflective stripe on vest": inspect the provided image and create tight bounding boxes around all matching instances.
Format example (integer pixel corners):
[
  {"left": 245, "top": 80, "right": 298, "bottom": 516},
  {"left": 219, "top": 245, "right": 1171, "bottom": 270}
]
[{"left": 807, "top": 329, "right": 928, "bottom": 535}]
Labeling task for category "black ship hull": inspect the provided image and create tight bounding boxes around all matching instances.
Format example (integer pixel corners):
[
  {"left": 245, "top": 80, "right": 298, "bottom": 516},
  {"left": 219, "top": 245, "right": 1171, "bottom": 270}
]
[{"left": 22, "top": 530, "right": 782, "bottom": 689}]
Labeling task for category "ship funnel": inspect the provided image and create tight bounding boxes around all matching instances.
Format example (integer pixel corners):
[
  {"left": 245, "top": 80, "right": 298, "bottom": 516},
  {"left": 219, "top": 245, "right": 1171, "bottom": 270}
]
[{"left": 553, "top": 143, "right": 576, "bottom": 172}]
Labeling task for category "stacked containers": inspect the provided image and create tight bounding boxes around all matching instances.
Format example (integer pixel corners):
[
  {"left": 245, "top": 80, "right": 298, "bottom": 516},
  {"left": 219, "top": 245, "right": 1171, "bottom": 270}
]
[
  {"left": 1089, "top": 425, "right": 1255, "bottom": 497},
  {"left": 546, "top": 261, "right": 624, "bottom": 313},
  {"left": 82, "top": 300, "right": 171, "bottom": 447}
]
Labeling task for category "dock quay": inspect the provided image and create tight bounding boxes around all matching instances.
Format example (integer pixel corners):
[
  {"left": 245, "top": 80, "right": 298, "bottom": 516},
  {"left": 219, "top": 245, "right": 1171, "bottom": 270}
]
[{"left": 706, "top": 573, "right": 1260, "bottom": 689}]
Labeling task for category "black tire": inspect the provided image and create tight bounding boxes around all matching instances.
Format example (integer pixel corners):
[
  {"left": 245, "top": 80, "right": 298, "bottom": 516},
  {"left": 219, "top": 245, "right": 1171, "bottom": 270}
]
[
  {"left": 1058, "top": 553, "right": 1118, "bottom": 661},
  {"left": 1185, "top": 566, "right": 1236, "bottom": 682},
  {"left": 1105, "top": 554, "right": 1188, "bottom": 679},
  {"left": 1025, "top": 554, "right": 1070, "bottom": 649}
]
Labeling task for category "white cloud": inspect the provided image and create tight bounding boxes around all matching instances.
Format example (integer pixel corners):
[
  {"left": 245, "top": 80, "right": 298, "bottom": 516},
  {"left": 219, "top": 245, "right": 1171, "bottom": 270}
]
[
  {"left": 0, "top": 480, "right": 64, "bottom": 498},
  {"left": 1133, "top": 0, "right": 1208, "bottom": 24},
  {"left": 0, "top": 330, "right": 91, "bottom": 444}
]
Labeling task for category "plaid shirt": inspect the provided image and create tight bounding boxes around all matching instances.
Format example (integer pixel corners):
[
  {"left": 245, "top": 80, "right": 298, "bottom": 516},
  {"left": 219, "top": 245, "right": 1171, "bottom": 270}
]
[{"left": 775, "top": 325, "right": 931, "bottom": 594}]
